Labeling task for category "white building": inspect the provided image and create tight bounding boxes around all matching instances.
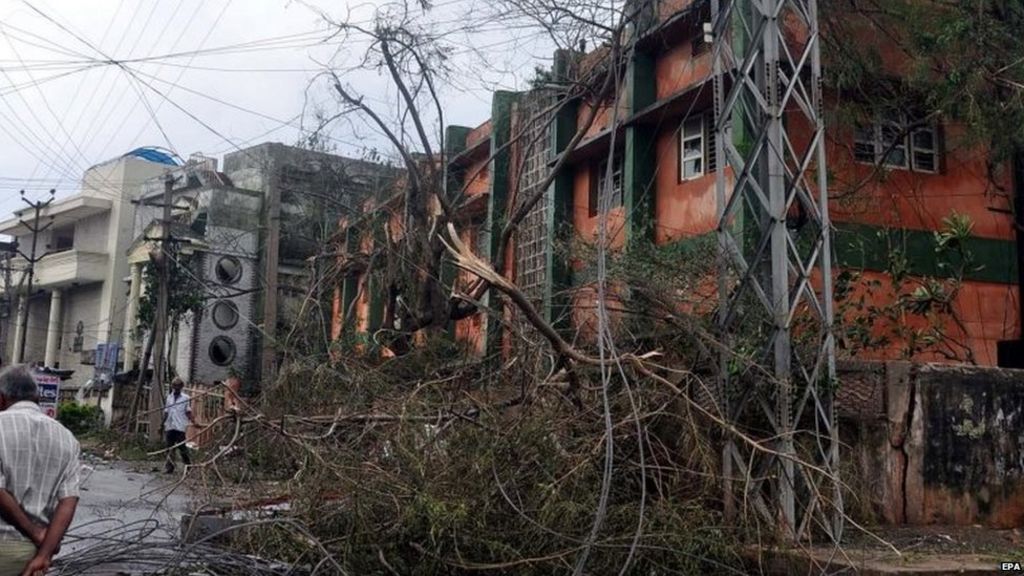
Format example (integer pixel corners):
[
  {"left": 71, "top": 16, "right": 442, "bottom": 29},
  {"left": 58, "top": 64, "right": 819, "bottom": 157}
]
[{"left": 0, "top": 149, "right": 176, "bottom": 423}]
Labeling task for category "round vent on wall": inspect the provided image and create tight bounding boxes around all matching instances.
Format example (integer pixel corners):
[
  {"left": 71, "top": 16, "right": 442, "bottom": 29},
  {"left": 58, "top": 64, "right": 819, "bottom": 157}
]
[
  {"left": 215, "top": 256, "right": 242, "bottom": 285},
  {"left": 212, "top": 300, "right": 240, "bottom": 329},
  {"left": 209, "top": 336, "right": 236, "bottom": 366}
]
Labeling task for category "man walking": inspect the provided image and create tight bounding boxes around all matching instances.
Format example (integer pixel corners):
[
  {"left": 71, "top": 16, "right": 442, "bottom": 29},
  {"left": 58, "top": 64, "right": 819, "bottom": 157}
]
[
  {"left": 163, "top": 378, "right": 195, "bottom": 474},
  {"left": 0, "top": 365, "right": 80, "bottom": 576}
]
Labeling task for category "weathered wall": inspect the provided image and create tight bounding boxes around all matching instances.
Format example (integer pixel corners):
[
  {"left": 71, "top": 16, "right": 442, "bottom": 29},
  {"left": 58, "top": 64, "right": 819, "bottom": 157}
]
[{"left": 839, "top": 361, "right": 1024, "bottom": 528}]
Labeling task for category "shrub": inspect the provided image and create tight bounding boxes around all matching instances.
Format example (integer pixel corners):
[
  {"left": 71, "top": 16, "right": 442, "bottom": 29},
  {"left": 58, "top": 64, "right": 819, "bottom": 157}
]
[{"left": 57, "top": 402, "right": 104, "bottom": 435}]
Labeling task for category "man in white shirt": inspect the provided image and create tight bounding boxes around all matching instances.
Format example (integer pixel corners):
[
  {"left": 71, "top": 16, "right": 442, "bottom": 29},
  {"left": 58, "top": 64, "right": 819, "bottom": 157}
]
[
  {"left": 0, "top": 365, "right": 80, "bottom": 576},
  {"left": 163, "top": 378, "right": 195, "bottom": 474}
]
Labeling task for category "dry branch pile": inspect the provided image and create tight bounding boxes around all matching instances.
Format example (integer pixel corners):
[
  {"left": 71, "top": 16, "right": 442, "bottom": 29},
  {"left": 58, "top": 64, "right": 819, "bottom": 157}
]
[{"left": 191, "top": 336, "right": 744, "bottom": 575}]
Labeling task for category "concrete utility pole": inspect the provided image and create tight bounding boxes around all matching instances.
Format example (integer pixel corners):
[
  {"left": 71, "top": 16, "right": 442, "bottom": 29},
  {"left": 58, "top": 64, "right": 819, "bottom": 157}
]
[
  {"left": 0, "top": 243, "right": 16, "bottom": 365},
  {"left": 147, "top": 174, "right": 174, "bottom": 441},
  {"left": 12, "top": 190, "right": 56, "bottom": 365},
  {"left": 260, "top": 168, "right": 281, "bottom": 385},
  {"left": 711, "top": 0, "right": 841, "bottom": 541}
]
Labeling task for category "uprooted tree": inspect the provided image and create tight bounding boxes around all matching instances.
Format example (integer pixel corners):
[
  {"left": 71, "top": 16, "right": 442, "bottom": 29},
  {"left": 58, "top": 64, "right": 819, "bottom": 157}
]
[{"left": 173, "top": 0, "right": 1024, "bottom": 573}]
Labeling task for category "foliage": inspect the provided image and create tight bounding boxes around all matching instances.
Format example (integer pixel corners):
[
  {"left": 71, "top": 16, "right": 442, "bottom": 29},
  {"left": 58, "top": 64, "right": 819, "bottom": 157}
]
[
  {"left": 835, "top": 212, "right": 979, "bottom": 363},
  {"left": 137, "top": 250, "right": 204, "bottom": 330},
  {"left": 823, "top": 0, "right": 1024, "bottom": 160},
  {"left": 204, "top": 341, "right": 740, "bottom": 575},
  {"left": 57, "top": 402, "right": 103, "bottom": 436}
]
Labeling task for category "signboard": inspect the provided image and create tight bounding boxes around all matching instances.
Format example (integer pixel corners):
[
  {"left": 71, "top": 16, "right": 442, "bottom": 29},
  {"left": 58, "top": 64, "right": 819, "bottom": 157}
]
[
  {"left": 92, "top": 342, "right": 120, "bottom": 392},
  {"left": 94, "top": 342, "right": 120, "bottom": 372},
  {"left": 35, "top": 373, "right": 60, "bottom": 419}
]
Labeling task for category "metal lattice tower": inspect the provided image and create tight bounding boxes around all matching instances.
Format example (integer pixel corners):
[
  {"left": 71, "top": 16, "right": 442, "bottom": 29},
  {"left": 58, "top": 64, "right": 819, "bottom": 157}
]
[{"left": 711, "top": 0, "right": 842, "bottom": 540}]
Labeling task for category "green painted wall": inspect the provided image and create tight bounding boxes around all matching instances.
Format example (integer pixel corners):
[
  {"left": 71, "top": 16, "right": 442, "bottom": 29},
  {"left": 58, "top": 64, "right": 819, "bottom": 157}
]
[
  {"left": 624, "top": 50, "right": 658, "bottom": 246},
  {"left": 549, "top": 95, "right": 579, "bottom": 330},
  {"left": 834, "top": 223, "right": 1019, "bottom": 285},
  {"left": 483, "top": 91, "right": 521, "bottom": 352}
]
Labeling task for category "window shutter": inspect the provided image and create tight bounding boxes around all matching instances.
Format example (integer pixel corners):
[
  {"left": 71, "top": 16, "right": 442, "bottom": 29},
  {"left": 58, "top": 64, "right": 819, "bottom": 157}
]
[{"left": 705, "top": 114, "right": 717, "bottom": 173}]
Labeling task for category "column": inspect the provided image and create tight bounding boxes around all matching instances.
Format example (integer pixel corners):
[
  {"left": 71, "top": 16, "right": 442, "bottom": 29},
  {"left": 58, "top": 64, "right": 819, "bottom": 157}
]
[
  {"left": 123, "top": 263, "right": 142, "bottom": 371},
  {"left": 11, "top": 295, "right": 26, "bottom": 364},
  {"left": 482, "top": 91, "right": 518, "bottom": 354},
  {"left": 44, "top": 289, "right": 62, "bottom": 368},
  {"left": 623, "top": 49, "right": 657, "bottom": 246}
]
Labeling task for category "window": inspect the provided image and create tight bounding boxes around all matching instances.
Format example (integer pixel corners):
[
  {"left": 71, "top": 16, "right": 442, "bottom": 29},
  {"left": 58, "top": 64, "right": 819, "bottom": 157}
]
[
  {"left": 211, "top": 300, "right": 240, "bottom": 329},
  {"left": 911, "top": 126, "right": 938, "bottom": 173},
  {"left": 51, "top": 226, "right": 74, "bottom": 252},
  {"left": 854, "top": 113, "right": 939, "bottom": 173},
  {"left": 679, "top": 114, "right": 717, "bottom": 181},
  {"left": 214, "top": 256, "right": 242, "bottom": 285},
  {"left": 589, "top": 155, "right": 624, "bottom": 217},
  {"left": 209, "top": 336, "right": 236, "bottom": 366}
]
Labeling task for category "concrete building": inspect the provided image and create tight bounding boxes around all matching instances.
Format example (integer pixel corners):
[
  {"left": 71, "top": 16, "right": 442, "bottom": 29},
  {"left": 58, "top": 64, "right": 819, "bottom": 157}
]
[
  {"left": 333, "top": 1, "right": 1021, "bottom": 367},
  {"left": 125, "top": 144, "right": 398, "bottom": 388},
  {"left": 0, "top": 148, "right": 176, "bottom": 422}
]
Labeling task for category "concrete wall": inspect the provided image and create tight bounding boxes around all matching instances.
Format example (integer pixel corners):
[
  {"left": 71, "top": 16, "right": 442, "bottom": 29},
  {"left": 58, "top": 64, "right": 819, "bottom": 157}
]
[
  {"left": 188, "top": 245, "right": 258, "bottom": 383},
  {"left": 839, "top": 361, "right": 1024, "bottom": 528},
  {"left": 72, "top": 211, "right": 111, "bottom": 253},
  {"left": 56, "top": 285, "right": 104, "bottom": 387}
]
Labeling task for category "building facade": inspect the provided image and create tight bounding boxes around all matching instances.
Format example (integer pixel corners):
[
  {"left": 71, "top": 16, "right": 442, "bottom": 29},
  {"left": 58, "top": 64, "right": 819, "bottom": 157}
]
[
  {"left": 0, "top": 149, "right": 175, "bottom": 422},
  {"left": 332, "top": 0, "right": 1021, "bottom": 367},
  {"left": 126, "top": 143, "right": 399, "bottom": 388}
]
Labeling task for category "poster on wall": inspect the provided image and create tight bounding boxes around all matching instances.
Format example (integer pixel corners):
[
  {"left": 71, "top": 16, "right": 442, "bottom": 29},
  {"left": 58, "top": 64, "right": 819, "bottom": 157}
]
[
  {"left": 92, "top": 342, "right": 119, "bottom": 393},
  {"left": 35, "top": 373, "right": 60, "bottom": 419}
]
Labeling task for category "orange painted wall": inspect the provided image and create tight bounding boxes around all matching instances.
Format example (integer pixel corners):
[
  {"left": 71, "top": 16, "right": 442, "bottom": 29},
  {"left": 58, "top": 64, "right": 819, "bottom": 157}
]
[
  {"left": 572, "top": 166, "right": 627, "bottom": 249},
  {"left": 656, "top": 0, "right": 699, "bottom": 22},
  {"left": 463, "top": 155, "right": 490, "bottom": 198},
  {"left": 823, "top": 121, "right": 1013, "bottom": 240},
  {"left": 837, "top": 271, "right": 1020, "bottom": 366},
  {"left": 652, "top": 123, "right": 722, "bottom": 244},
  {"left": 577, "top": 96, "right": 629, "bottom": 140},
  {"left": 466, "top": 121, "right": 492, "bottom": 149},
  {"left": 654, "top": 39, "right": 712, "bottom": 101}
]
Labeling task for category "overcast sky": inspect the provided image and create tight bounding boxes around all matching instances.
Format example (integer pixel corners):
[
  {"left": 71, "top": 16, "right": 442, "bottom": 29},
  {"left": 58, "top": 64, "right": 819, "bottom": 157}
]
[{"left": 0, "top": 0, "right": 557, "bottom": 216}]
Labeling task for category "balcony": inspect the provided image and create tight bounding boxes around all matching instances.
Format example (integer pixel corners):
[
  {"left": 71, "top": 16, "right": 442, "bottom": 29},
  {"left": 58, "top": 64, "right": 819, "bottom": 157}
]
[
  {"left": 0, "top": 195, "right": 112, "bottom": 236},
  {"left": 8, "top": 250, "right": 109, "bottom": 290}
]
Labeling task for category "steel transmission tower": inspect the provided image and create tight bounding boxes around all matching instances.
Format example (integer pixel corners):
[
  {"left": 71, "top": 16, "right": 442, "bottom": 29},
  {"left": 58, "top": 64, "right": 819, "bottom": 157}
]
[{"left": 711, "top": 0, "right": 842, "bottom": 540}]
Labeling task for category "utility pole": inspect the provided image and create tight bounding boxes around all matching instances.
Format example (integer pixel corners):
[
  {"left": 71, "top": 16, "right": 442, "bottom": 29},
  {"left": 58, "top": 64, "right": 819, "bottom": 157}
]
[
  {"left": 147, "top": 174, "right": 174, "bottom": 441},
  {"left": 12, "top": 190, "right": 56, "bottom": 365},
  {"left": 260, "top": 167, "right": 281, "bottom": 385},
  {"left": 0, "top": 243, "right": 16, "bottom": 366}
]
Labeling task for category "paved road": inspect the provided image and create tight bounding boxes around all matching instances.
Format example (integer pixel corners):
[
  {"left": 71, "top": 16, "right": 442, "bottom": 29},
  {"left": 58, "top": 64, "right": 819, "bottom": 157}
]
[{"left": 53, "top": 458, "right": 193, "bottom": 575}]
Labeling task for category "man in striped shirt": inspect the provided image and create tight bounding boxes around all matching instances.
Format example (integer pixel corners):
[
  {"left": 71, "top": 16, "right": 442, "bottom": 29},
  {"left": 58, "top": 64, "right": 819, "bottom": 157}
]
[{"left": 0, "top": 365, "right": 80, "bottom": 576}]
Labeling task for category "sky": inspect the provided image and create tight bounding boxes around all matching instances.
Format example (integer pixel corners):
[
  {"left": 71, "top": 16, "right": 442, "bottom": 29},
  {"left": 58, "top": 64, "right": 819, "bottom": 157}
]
[{"left": 0, "top": 0, "right": 558, "bottom": 216}]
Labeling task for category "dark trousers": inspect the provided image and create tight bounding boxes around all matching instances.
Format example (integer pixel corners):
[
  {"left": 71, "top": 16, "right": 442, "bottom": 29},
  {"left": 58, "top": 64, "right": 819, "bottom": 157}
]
[{"left": 165, "top": 429, "right": 191, "bottom": 470}]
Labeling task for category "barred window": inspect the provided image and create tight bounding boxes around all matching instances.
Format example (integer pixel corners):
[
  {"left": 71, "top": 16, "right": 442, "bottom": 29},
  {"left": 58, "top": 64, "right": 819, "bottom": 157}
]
[
  {"left": 589, "top": 155, "right": 624, "bottom": 217},
  {"left": 679, "top": 114, "right": 717, "bottom": 181},
  {"left": 855, "top": 113, "right": 939, "bottom": 173}
]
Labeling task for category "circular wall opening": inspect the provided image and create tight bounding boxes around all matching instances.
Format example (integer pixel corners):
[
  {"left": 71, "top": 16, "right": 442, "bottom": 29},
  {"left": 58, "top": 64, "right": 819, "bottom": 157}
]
[
  {"left": 211, "top": 300, "right": 240, "bottom": 329},
  {"left": 214, "top": 256, "right": 242, "bottom": 285},
  {"left": 209, "top": 336, "right": 236, "bottom": 366}
]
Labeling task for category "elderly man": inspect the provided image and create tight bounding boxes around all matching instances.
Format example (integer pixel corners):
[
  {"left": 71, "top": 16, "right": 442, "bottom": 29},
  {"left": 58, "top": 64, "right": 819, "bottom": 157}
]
[
  {"left": 0, "top": 365, "right": 80, "bottom": 576},
  {"left": 163, "top": 378, "right": 195, "bottom": 474}
]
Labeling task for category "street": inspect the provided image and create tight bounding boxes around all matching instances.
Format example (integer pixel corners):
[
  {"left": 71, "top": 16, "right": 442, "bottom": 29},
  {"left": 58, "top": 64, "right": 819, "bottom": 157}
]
[{"left": 54, "top": 457, "right": 192, "bottom": 575}]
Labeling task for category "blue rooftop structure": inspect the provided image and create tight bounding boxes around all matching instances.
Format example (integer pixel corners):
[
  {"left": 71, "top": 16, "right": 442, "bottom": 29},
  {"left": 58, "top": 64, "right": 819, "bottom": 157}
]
[{"left": 123, "top": 147, "right": 180, "bottom": 166}]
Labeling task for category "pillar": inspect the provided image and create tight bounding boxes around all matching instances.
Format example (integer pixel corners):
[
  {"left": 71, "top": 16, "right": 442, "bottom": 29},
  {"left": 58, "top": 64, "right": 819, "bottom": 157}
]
[
  {"left": 11, "top": 295, "right": 26, "bottom": 365},
  {"left": 123, "top": 263, "right": 142, "bottom": 370},
  {"left": 482, "top": 91, "right": 519, "bottom": 353},
  {"left": 624, "top": 50, "right": 657, "bottom": 246},
  {"left": 44, "top": 289, "right": 62, "bottom": 368}
]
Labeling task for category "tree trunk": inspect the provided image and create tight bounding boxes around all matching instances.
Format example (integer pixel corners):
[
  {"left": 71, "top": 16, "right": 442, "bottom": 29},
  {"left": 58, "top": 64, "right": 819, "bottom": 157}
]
[{"left": 125, "top": 330, "right": 157, "bottom": 434}]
